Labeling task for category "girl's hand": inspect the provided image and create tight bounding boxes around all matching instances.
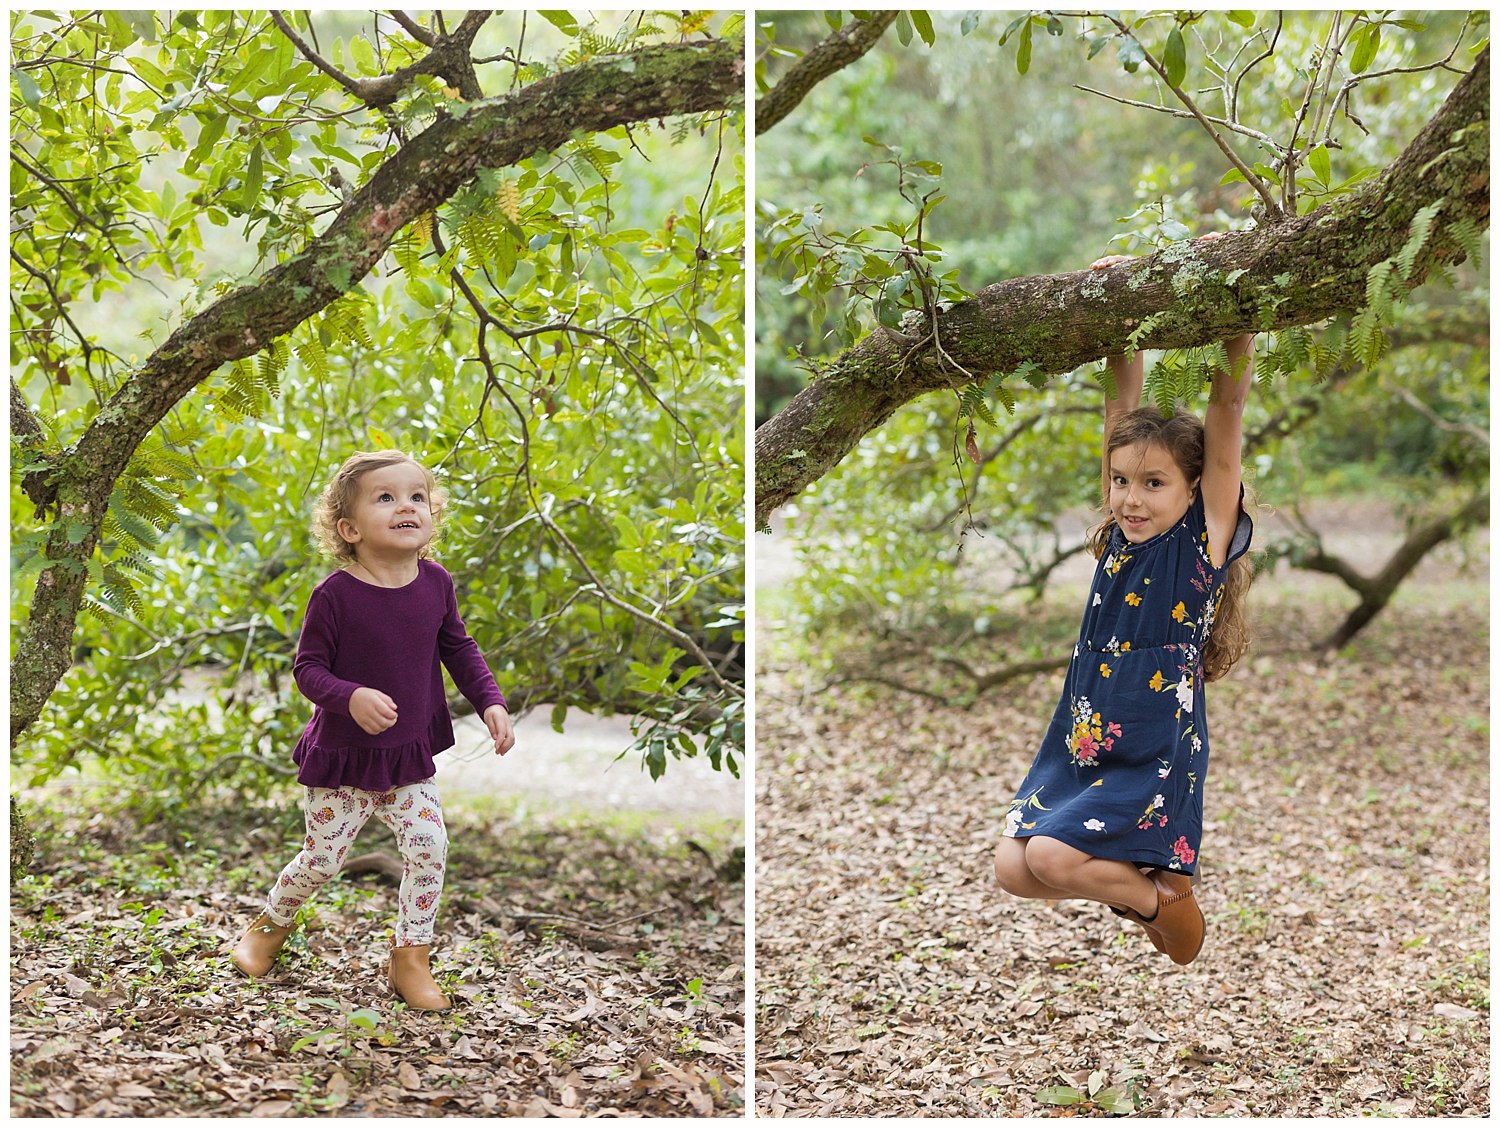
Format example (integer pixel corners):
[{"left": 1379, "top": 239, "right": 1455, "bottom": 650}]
[
  {"left": 1090, "top": 254, "right": 1134, "bottom": 270},
  {"left": 484, "top": 704, "right": 515, "bottom": 756},
  {"left": 349, "top": 686, "right": 398, "bottom": 735}
]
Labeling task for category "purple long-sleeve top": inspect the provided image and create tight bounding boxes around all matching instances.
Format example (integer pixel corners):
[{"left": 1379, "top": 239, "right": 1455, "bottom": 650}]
[{"left": 290, "top": 559, "right": 507, "bottom": 791}]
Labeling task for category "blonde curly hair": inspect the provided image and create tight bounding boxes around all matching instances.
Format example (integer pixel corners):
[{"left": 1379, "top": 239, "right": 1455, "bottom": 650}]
[{"left": 311, "top": 450, "right": 448, "bottom": 564}]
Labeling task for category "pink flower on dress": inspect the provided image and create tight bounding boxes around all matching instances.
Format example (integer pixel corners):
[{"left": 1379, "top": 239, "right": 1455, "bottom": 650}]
[{"left": 1172, "top": 836, "right": 1196, "bottom": 866}]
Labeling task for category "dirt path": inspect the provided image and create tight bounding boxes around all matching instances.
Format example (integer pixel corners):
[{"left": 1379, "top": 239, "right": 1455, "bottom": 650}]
[
  {"left": 753, "top": 517, "right": 1488, "bottom": 1116},
  {"left": 438, "top": 708, "right": 743, "bottom": 824}
]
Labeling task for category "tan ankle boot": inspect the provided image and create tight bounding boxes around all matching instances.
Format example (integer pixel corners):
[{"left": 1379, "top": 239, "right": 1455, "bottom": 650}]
[
  {"left": 388, "top": 944, "right": 450, "bottom": 1010},
  {"left": 231, "top": 912, "right": 294, "bottom": 977}
]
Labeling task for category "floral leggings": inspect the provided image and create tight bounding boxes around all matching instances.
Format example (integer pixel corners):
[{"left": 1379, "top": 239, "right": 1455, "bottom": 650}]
[{"left": 264, "top": 778, "right": 447, "bottom": 947}]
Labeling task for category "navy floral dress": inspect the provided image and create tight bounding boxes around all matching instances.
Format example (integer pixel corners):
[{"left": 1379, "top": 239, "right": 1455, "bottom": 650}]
[{"left": 1003, "top": 492, "right": 1252, "bottom": 874}]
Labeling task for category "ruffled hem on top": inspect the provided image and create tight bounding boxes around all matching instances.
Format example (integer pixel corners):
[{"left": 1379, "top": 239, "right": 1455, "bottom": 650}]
[{"left": 292, "top": 737, "right": 441, "bottom": 792}]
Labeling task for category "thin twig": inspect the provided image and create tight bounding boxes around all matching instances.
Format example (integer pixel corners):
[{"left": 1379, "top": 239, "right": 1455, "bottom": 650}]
[
  {"left": 387, "top": 9, "right": 437, "bottom": 47},
  {"left": 269, "top": 11, "right": 366, "bottom": 100},
  {"left": 1104, "top": 15, "right": 1281, "bottom": 219},
  {"left": 1230, "top": 13, "right": 1281, "bottom": 122},
  {"left": 1073, "top": 84, "right": 1283, "bottom": 152},
  {"left": 1389, "top": 385, "right": 1488, "bottom": 447},
  {"left": 1322, "top": 16, "right": 1475, "bottom": 149}
]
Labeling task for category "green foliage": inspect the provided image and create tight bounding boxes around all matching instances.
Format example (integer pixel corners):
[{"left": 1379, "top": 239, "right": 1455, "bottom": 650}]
[
  {"left": 11, "top": 10, "right": 745, "bottom": 799},
  {"left": 757, "top": 9, "right": 1487, "bottom": 658}
]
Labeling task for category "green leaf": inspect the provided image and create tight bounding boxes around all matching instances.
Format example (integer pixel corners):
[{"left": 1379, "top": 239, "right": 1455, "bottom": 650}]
[
  {"left": 550, "top": 702, "right": 568, "bottom": 734},
  {"left": 16, "top": 71, "right": 42, "bottom": 109},
  {"left": 241, "top": 143, "right": 264, "bottom": 212},
  {"left": 1350, "top": 25, "right": 1380, "bottom": 74},
  {"left": 1094, "top": 1087, "right": 1138, "bottom": 1114},
  {"left": 348, "top": 1008, "right": 380, "bottom": 1030},
  {"left": 894, "top": 11, "right": 913, "bottom": 47},
  {"left": 1016, "top": 20, "right": 1033, "bottom": 75},
  {"left": 185, "top": 113, "right": 228, "bottom": 173},
  {"left": 121, "top": 10, "right": 158, "bottom": 43},
  {"left": 960, "top": 11, "right": 981, "bottom": 37},
  {"left": 1308, "top": 144, "right": 1331, "bottom": 185},
  {"left": 1226, "top": 10, "right": 1255, "bottom": 28},
  {"left": 911, "top": 10, "right": 935, "bottom": 47},
  {"left": 1036, "top": 1086, "right": 1084, "bottom": 1106},
  {"left": 1163, "top": 27, "right": 1187, "bottom": 88},
  {"left": 1116, "top": 35, "right": 1146, "bottom": 73},
  {"left": 1219, "top": 167, "right": 1246, "bottom": 185},
  {"left": 350, "top": 34, "right": 376, "bottom": 75},
  {"left": 537, "top": 11, "right": 580, "bottom": 36}
]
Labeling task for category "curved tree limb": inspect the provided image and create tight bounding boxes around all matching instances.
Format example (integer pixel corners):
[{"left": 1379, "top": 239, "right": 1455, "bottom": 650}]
[
  {"left": 11, "top": 38, "right": 744, "bottom": 743},
  {"left": 271, "top": 9, "right": 491, "bottom": 106},
  {"left": 756, "top": 12, "right": 898, "bottom": 136},
  {"left": 1295, "top": 490, "right": 1489, "bottom": 650},
  {"left": 754, "top": 48, "right": 1488, "bottom": 529}
]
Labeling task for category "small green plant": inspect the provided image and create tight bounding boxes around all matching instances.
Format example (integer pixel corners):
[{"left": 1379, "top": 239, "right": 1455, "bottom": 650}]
[
  {"left": 1035, "top": 1067, "right": 1145, "bottom": 1114},
  {"left": 673, "top": 1026, "right": 702, "bottom": 1055},
  {"left": 287, "top": 1000, "right": 393, "bottom": 1057}
]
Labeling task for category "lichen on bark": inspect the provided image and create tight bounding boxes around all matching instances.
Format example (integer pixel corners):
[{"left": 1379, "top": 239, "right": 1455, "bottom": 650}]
[{"left": 754, "top": 47, "right": 1489, "bottom": 528}]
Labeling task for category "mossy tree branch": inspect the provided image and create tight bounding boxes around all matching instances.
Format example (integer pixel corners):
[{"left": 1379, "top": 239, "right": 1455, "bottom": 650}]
[
  {"left": 11, "top": 37, "right": 744, "bottom": 743},
  {"left": 756, "top": 12, "right": 899, "bottom": 136},
  {"left": 754, "top": 47, "right": 1488, "bottom": 529}
]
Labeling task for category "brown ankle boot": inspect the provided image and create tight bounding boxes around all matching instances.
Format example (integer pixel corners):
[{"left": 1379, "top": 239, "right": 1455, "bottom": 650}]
[
  {"left": 231, "top": 912, "right": 294, "bottom": 977},
  {"left": 1145, "top": 870, "right": 1205, "bottom": 965},
  {"left": 388, "top": 944, "right": 450, "bottom": 1010}
]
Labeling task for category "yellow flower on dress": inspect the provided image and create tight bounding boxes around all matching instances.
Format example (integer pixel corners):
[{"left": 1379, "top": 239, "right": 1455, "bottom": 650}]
[
  {"left": 1149, "top": 670, "right": 1166, "bottom": 692},
  {"left": 1099, "top": 662, "right": 1112, "bottom": 678},
  {"left": 1171, "top": 601, "right": 1187, "bottom": 623},
  {"left": 1125, "top": 592, "right": 1142, "bottom": 607}
]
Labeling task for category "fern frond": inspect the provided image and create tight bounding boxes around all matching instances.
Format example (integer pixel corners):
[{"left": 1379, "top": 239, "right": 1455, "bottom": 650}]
[
  {"left": 1013, "top": 360, "right": 1047, "bottom": 390},
  {"left": 1444, "top": 215, "right": 1483, "bottom": 267},
  {"left": 957, "top": 383, "right": 997, "bottom": 426},
  {"left": 1397, "top": 201, "right": 1444, "bottom": 282},
  {"left": 1095, "top": 360, "right": 1117, "bottom": 401}
]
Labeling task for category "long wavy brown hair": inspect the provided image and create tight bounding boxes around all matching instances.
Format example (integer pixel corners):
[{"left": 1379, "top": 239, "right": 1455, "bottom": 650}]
[
  {"left": 312, "top": 450, "right": 448, "bottom": 564},
  {"left": 1087, "top": 407, "right": 1253, "bottom": 682}
]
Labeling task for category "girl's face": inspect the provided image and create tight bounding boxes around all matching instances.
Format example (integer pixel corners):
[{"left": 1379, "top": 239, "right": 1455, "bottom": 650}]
[
  {"left": 1108, "top": 441, "right": 1197, "bottom": 544},
  {"left": 336, "top": 462, "right": 435, "bottom": 560}
]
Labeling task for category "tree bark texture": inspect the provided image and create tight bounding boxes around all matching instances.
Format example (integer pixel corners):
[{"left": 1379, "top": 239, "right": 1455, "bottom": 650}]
[
  {"left": 754, "top": 48, "right": 1489, "bottom": 529},
  {"left": 755, "top": 12, "right": 899, "bottom": 136},
  {"left": 11, "top": 38, "right": 744, "bottom": 743}
]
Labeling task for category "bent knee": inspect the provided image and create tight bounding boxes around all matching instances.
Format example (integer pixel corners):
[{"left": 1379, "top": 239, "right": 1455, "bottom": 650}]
[
  {"left": 406, "top": 827, "right": 448, "bottom": 864},
  {"left": 992, "top": 838, "right": 1034, "bottom": 897},
  {"left": 1023, "top": 835, "right": 1083, "bottom": 888}
]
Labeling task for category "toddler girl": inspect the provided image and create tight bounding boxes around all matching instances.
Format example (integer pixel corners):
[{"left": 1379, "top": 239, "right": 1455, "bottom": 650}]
[
  {"left": 994, "top": 255, "right": 1255, "bottom": 965},
  {"left": 231, "top": 450, "right": 514, "bottom": 1008}
]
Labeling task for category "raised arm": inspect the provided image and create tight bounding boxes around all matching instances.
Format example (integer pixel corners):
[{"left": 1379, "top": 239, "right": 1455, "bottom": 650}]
[
  {"left": 1101, "top": 351, "right": 1145, "bottom": 502},
  {"left": 1090, "top": 255, "right": 1145, "bottom": 504},
  {"left": 1201, "top": 333, "right": 1255, "bottom": 567}
]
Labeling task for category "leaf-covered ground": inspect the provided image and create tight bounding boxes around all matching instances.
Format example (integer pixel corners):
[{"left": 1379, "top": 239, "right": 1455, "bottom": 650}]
[
  {"left": 755, "top": 571, "right": 1488, "bottom": 1117},
  {"left": 11, "top": 795, "right": 744, "bottom": 1117}
]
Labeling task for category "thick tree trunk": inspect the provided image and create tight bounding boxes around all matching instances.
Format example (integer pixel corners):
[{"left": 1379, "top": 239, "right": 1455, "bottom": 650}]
[
  {"left": 10, "top": 39, "right": 744, "bottom": 743},
  {"left": 1298, "top": 491, "right": 1489, "bottom": 651},
  {"left": 754, "top": 48, "right": 1489, "bottom": 528}
]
